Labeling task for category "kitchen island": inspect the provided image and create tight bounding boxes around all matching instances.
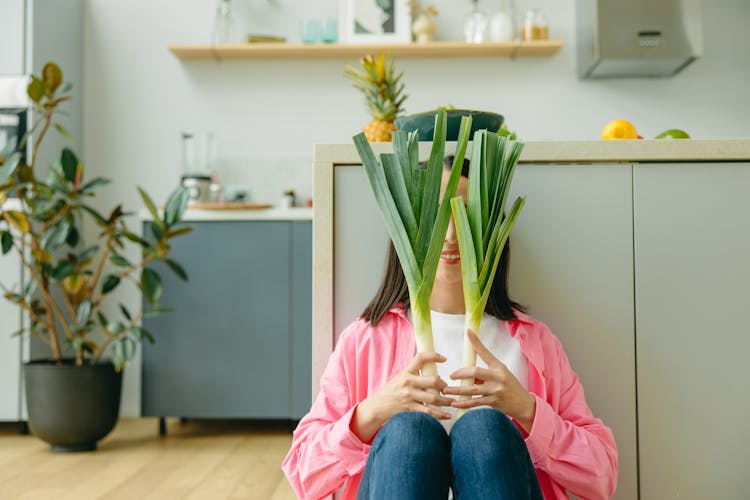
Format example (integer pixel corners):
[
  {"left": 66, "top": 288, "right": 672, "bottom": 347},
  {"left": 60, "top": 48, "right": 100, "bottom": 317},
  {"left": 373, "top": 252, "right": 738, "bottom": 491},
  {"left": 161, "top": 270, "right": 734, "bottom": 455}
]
[{"left": 313, "top": 139, "right": 750, "bottom": 500}]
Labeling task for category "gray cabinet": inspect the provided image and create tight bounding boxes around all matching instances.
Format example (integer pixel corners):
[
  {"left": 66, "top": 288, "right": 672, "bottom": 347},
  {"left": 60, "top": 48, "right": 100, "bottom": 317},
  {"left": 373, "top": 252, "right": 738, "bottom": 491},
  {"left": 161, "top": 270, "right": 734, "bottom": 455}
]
[
  {"left": 141, "top": 220, "right": 312, "bottom": 420},
  {"left": 508, "top": 163, "right": 637, "bottom": 500},
  {"left": 0, "top": 0, "right": 25, "bottom": 75},
  {"left": 634, "top": 163, "right": 750, "bottom": 499}
]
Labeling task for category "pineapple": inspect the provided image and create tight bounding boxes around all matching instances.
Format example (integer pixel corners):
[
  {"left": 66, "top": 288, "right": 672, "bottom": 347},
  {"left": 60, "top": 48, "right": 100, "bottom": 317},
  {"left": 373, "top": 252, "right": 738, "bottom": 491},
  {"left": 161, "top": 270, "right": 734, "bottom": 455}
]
[{"left": 345, "top": 52, "right": 408, "bottom": 142}]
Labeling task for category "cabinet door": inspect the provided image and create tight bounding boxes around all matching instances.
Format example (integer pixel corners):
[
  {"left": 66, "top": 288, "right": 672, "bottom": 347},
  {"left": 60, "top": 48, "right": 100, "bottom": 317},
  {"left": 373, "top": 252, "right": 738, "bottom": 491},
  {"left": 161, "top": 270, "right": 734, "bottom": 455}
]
[
  {"left": 142, "top": 221, "right": 292, "bottom": 418},
  {"left": 0, "top": 0, "right": 25, "bottom": 75},
  {"left": 0, "top": 230, "right": 21, "bottom": 421},
  {"left": 634, "top": 163, "right": 750, "bottom": 499},
  {"left": 507, "top": 163, "right": 637, "bottom": 500},
  {"left": 291, "top": 221, "right": 312, "bottom": 420}
]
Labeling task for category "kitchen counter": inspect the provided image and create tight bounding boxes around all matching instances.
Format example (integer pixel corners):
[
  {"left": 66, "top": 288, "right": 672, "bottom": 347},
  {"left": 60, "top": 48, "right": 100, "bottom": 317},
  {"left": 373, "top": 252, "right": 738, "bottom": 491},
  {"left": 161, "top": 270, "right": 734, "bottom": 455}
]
[
  {"left": 140, "top": 206, "right": 313, "bottom": 222},
  {"left": 315, "top": 138, "right": 750, "bottom": 163}
]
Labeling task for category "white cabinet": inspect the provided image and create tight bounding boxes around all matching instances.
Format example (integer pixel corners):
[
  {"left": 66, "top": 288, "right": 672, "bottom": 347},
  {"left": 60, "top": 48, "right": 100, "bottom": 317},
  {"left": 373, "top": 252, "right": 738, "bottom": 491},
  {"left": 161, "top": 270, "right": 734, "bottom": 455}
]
[
  {"left": 0, "top": 0, "right": 25, "bottom": 75},
  {"left": 0, "top": 200, "right": 28, "bottom": 423},
  {"left": 634, "top": 163, "right": 750, "bottom": 499}
]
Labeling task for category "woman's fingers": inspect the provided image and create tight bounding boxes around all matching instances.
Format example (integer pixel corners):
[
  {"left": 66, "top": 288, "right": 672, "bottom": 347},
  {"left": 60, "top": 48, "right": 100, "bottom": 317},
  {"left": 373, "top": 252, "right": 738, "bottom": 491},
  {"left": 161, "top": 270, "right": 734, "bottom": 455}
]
[
  {"left": 410, "top": 373, "right": 448, "bottom": 392},
  {"left": 467, "top": 330, "right": 502, "bottom": 368},
  {"left": 410, "top": 388, "right": 453, "bottom": 407},
  {"left": 450, "top": 395, "right": 495, "bottom": 409},
  {"left": 448, "top": 366, "right": 495, "bottom": 382},
  {"left": 411, "top": 403, "right": 452, "bottom": 420},
  {"left": 442, "top": 384, "right": 486, "bottom": 396},
  {"left": 407, "top": 351, "right": 446, "bottom": 374}
]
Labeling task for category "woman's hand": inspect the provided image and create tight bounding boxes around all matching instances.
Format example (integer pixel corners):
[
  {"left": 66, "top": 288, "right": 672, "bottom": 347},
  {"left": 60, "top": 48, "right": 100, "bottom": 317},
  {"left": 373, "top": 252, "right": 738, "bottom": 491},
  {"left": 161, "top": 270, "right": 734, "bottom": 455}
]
[
  {"left": 443, "top": 330, "right": 537, "bottom": 433},
  {"left": 351, "top": 351, "right": 454, "bottom": 443}
]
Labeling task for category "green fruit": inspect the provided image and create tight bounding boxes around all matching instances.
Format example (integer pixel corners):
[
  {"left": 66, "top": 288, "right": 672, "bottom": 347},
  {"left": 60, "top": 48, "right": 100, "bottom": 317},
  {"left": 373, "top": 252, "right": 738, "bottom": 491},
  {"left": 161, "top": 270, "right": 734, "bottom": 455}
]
[{"left": 655, "top": 129, "right": 690, "bottom": 139}]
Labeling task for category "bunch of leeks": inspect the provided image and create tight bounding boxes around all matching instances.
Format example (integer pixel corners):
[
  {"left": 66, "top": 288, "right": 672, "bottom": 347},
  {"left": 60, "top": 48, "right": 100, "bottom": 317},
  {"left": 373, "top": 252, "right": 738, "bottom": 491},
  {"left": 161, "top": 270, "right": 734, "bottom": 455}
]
[
  {"left": 353, "top": 111, "right": 472, "bottom": 377},
  {"left": 449, "top": 130, "right": 525, "bottom": 411}
]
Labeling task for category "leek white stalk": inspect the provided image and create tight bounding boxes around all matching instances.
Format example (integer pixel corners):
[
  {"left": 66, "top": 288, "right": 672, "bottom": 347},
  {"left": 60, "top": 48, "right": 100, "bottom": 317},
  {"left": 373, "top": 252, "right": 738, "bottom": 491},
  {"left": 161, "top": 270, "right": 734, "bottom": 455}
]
[
  {"left": 353, "top": 110, "right": 472, "bottom": 377},
  {"left": 450, "top": 131, "right": 525, "bottom": 414}
]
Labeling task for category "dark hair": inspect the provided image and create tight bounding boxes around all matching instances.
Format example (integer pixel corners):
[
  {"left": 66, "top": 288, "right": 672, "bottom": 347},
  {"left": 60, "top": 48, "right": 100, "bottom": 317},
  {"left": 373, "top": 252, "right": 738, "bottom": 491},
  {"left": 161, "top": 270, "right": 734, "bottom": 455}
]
[{"left": 361, "top": 155, "right": 526, "bottom": 325}]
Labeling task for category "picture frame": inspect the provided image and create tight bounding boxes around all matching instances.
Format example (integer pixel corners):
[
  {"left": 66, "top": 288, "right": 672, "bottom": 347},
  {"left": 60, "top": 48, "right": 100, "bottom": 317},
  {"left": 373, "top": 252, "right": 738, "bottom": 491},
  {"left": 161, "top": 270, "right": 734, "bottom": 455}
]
[{"left": 339, "top": 0, "right": 412, "bottom": 44}]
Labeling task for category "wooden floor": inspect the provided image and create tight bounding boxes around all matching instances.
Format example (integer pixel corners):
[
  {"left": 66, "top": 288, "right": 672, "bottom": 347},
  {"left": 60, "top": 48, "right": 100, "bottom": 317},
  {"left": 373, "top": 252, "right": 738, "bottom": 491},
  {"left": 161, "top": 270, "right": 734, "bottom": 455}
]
[{"left": 0, "top": 418, "right": 298, "bottom": 500}]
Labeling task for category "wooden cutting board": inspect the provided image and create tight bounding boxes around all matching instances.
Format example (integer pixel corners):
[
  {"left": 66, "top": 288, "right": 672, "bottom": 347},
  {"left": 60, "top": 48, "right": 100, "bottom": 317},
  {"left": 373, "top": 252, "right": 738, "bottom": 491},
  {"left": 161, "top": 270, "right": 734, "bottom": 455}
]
[{"left": 187, "top": 202, "right": 273, "bottom": 210}]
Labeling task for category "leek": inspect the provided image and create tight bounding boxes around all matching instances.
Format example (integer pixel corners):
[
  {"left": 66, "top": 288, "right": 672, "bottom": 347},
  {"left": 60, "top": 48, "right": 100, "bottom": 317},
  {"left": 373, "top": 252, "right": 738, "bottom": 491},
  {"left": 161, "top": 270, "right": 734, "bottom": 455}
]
[
  {"left": 450, "top": 131, "right": 525, "bottom": 413},
  {"left": 353, "top": 110, "right": 472, "bottom": 377}
]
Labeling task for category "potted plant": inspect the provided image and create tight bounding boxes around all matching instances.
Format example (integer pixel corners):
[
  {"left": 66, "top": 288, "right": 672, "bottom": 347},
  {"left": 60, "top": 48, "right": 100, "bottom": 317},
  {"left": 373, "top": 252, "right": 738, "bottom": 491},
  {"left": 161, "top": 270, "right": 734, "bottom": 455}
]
[{"left": 0, "top": 62, "right": 191, "bottom": 452}]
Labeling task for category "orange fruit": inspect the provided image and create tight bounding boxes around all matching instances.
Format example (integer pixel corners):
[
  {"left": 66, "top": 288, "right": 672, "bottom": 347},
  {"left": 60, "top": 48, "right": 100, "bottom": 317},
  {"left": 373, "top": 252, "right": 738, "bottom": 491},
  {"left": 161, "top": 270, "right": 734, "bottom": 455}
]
[{"left": 601, "top": 119, "right": 638, "bottom": 140}]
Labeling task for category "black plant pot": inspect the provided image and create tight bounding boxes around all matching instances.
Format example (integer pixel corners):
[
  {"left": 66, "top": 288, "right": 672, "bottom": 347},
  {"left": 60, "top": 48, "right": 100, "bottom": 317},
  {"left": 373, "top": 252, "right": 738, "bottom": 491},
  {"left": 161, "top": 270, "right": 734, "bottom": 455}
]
[{"left": 24, "top": 360, "right": 122, "bottom": 452}]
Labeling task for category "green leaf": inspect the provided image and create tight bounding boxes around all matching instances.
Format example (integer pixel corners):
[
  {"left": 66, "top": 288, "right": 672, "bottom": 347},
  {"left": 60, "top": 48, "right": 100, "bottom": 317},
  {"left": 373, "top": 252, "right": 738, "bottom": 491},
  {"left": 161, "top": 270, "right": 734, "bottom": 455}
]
[
  {"left": 42, "top": 63, "right": 63, "bottom": 96},
  {"left": 416, "top": 116, "right": 473, "bottom": 304},
  {"left": 130, "top": 326, "right": 155, "bottom": 343},
  {"left": 1, "top": 231, "right": 12, "bottom": 254},
  {"left": 79, "top": 245, "right": 99, "bottom": 262},
  {"left": 51, "top": 260, "right": 75, "bottom": 281},
  {"left": 141, "top": 268, "right": 162, "bottom": 303},
  {"left": 102, "top": 274, "right": 121, "bottom": 294},
  {"left": 166, "top": 259, "right": 188, "bottom": 281},
  {"left": 44, "top": 216, "right": 72, "bottom": 250},
  {"left": 414, "top": 111, "right": 447, "bottom": 266},
  {"left": 353, "top": 132, "right": 421, "bottom": 292},
  {"left": 450, "top": 197, "right": 480, "bottom": 296},
  {"left": 148, "top": 221, "right": 164, "bottom": 240},
  {"left": 109, "top": 253, "right": 130, "bottom": 267},
  {"left": 107, "top": 321, "right": 126, "bottom": 335},
  {"left": 166, "top": 226, "right": 193, "bottom": 238},
  {"left": 391, "top": 131, "right": 413, "bottom": 203},
  {"left": 97, "top": 311, "right": 108, "bottom": 328},
  {"left": 138, "top": 187, "right": 161, "bottom": 225},
  {"left": 163, "top": 186, "right": 188, "bottom": 227},
  {"left": 65, "top": 225, "right": 80, "bottom": 247},
  {"left": 80, "top": 177, "right": 110, "bottom": 193},
  {"left": 76, "top": 300, "right": 92, "bottom": 325},
  {"left": 82, "top": 204, "right": 107, "bottom": 225},
  {"left": 119, "top": 303, "right": 132, "bottom": 321},
  {"left": 54, "top": 123, "right": 73, "bottom": 143},
  {"left": 123, "top": 231, "right": 149, "bottom": 247},
  {"left": 60, "top": 148, "right": 78, "bottom": 183},
  {"left": 467, "top": 130, "right": 486, "bottom": 266},
  {"left": 381, "top": 153, "right": 417, "bottom": 245},
  {"left": 27, "top": 76, "right": 44, "bottom": 103}
]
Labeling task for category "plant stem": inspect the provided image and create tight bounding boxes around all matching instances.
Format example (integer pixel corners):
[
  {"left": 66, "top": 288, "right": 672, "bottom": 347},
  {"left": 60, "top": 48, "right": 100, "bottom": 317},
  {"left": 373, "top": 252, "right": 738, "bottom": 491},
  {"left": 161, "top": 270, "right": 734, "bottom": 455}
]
[
  {"left": 90, "top": 329, "right": 116, "bottom": 365},
  {"left": 411, "top": 299, "right": 437, "bottom": 377},
  {"left": 11, "top": 240, "right": 62, "bottom": 359},
  {"left": 31, "top": 109, "right": 53, "bottom": 170},
  {"left": 88, "top": 229, "right": 114, "bottom": 296},
  {"left": 39, "top": 204, "right": 70, "bottom": 234},
  {"left": 456, "top": 311, "right": 483, "bottom": 417},
  {"left": 92, "top": 254, "right": 155, "bottom": 309},
  {"left": 0, "top": 282, "right": 50, "bottom": 347}
]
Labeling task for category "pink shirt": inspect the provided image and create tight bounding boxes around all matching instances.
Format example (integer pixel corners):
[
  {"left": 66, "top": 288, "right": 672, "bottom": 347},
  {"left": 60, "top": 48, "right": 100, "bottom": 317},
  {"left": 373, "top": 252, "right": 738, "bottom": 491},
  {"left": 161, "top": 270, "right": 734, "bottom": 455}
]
[{"left": 282, "top": 306, "right": 618, "bottom": 500}]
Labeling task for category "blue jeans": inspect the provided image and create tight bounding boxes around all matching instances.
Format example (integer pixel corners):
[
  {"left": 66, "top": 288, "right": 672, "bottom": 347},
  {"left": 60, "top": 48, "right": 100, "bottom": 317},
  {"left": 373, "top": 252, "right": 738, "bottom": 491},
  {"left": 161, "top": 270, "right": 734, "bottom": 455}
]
[{"left": 357, "top": 408, "right": 543, "bottom": 500}]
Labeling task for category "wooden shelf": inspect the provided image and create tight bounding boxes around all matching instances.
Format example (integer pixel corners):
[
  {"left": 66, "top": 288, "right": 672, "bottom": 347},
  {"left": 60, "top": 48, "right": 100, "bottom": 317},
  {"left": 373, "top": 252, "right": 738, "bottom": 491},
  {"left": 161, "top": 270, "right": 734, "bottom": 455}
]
[{"left": 168, "top": 40, "right": 563, "bottom": 61}]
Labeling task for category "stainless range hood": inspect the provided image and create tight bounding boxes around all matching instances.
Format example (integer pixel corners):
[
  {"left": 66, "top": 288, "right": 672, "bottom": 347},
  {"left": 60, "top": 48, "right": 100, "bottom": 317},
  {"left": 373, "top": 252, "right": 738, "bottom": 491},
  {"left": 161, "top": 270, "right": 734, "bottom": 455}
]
[{"left": 577, "top": 0, "right": 702, "bottom": 78}]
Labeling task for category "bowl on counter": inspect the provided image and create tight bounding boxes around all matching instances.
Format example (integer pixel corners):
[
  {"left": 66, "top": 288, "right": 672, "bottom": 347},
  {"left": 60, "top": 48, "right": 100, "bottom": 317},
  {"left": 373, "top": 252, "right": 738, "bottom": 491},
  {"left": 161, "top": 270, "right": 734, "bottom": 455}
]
[{"left": 395, "top": 109, "right": 504, "bottom": 141}]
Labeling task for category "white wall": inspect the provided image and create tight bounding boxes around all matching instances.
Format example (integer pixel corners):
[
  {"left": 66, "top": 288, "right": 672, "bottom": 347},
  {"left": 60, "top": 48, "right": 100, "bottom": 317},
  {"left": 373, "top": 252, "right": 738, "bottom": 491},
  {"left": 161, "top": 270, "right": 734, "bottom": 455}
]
[{"left": 81, "top": 0, "right": 750, "bottom": 416}]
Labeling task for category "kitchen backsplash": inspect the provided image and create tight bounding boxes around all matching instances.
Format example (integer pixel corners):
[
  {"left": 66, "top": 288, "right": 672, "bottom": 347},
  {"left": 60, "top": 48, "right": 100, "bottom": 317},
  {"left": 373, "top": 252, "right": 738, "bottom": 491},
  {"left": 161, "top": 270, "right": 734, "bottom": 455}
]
[{"left": 216, "top": 157, "right": 313, "bottom": 207}]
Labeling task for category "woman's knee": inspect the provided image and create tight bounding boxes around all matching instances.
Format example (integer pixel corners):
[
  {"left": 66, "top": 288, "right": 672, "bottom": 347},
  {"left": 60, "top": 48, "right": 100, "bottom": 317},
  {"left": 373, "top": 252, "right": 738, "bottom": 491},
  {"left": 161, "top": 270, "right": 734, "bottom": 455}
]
[
  {"left": 450, "top": 408, "right": 524, "bottom": 455},
  {"left": 374, "top": 411, "right": 449, "bottom": 453}
]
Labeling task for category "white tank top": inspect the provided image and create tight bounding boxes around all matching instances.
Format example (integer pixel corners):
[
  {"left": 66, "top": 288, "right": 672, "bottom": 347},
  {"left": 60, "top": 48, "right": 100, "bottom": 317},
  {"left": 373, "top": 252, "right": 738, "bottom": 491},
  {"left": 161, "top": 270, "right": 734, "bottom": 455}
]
[{"left": 414, "top": 310, "right": 529, "bottom": 433}]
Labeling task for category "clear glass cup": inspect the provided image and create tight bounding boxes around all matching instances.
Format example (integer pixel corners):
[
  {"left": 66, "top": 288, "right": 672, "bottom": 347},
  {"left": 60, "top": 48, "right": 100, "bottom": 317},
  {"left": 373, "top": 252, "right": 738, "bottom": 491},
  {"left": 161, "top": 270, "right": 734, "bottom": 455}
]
[
  {"left": 300, "top": 20, "right": 321, "bottom": 44},
  {"left": 321, "top": 19, "right": 338, "bottom": 43}
]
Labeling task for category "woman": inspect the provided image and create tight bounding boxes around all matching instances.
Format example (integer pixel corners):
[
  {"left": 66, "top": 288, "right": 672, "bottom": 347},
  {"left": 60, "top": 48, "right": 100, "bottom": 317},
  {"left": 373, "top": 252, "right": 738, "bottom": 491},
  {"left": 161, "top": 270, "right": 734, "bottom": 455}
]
[{"left": 283, "top": 157, "right": 618, "bottom": 499}]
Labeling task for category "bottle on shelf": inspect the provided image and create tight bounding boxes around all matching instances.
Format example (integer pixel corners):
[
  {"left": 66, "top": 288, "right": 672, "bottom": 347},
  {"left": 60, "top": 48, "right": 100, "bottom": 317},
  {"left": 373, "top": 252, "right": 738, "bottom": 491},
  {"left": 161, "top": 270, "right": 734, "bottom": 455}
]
[
  {"left": 463, "top": 0, "right": 488, "bottom": 44},
  {"left": 520, "top": 8, "right": 549, "bottom": 41},
  {"left": 489, "top": 0, "right": 515, "bottom": 42},
  {"left": 213, "top": 0, "right": 236, "bottom": 44}
]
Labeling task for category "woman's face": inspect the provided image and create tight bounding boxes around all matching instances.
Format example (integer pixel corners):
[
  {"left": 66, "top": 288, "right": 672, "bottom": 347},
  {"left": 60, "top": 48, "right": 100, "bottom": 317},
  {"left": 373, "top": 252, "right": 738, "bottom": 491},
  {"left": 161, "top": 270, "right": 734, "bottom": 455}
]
[{"left": 434, "top": 169, "right": 469, "bottom": 288}]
